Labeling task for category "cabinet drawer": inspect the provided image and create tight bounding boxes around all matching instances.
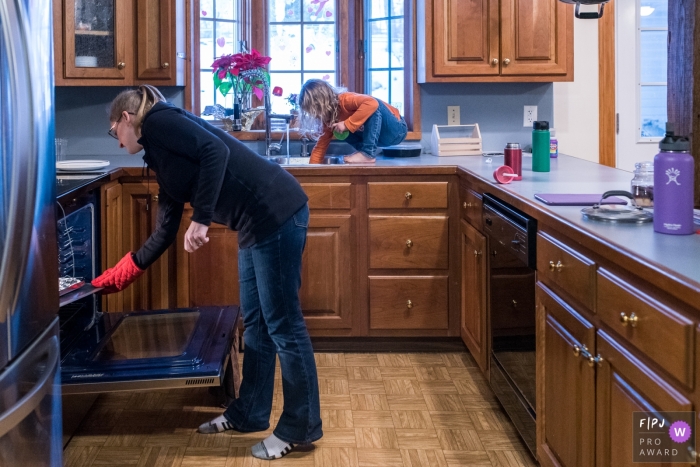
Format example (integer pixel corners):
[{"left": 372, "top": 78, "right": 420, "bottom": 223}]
[
  {"left": 369, "top": 276, "right": 448, "bottom": 329},
  {"left": 300, "top": 183, "right": 351, "bottom": 210},
  {"left": 597, "top": 269, "right": 694, "bottom": 387},
  {"left": 537, "top": 232, "right": 596, "bottom": 311},
  {"left": 369, "top": 216, "right": 449, "bottom": 269},
  {"left": 460, "top": 189, "right": 482, "bottom": 230},
  {"left": 368, "top": 182, "right": 448, "bottom": 209}
]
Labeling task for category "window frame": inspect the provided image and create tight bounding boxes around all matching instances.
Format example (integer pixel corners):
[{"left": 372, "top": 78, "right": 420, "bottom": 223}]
[{"left": 192, "top": 0, "right": 421, "bottom": 139}]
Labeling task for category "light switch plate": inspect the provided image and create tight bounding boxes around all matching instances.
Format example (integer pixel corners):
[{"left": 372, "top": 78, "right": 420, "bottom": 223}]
[
  {"left": 448, "top": 106, "right": 460, "bottom": 126},
  {"left": 524, "top": 105, "right": 537, "bottom": 127}
]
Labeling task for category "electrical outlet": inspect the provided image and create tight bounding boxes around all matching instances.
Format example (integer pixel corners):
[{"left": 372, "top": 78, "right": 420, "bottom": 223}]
[
  {"left": 524, "top": 105, "right": 538, "bottom": 127},
  {"left": 448, "top": 106, "right": 460, "bottom": 126}
]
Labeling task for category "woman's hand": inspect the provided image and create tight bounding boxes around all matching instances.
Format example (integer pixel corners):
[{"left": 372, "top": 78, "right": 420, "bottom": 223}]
[
  {"left": 331, "top": 121, "right": 347, "bottom": 133},
  {"left": 185, "top": 221, "right": 210, "bottom": 253}
]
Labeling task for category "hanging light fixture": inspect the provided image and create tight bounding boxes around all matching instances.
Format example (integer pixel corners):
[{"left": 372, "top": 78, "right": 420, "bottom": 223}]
[{"left": 559, "top": 0, "right": 609, "bottom": 19}]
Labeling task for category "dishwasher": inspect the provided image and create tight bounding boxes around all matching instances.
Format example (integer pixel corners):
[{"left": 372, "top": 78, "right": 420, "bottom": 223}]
[{"left": 482, "top": 193, "right": 537, "bottom": 457}]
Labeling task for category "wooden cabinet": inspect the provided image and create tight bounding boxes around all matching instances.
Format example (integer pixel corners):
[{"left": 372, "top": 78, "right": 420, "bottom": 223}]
[
  {"left": 100, "top": 181, "right": 123, "bottom": 313},
  {"left": 537, "top": 232, "right": 597, "bottom": 312},
  {"left": 597, "top": 268, "right": 695, "bottom": 388},
  {"left": 54, "top": 0, "right": 185, "bottom": 86},
  {"left": 367, "top": 179, "right": 456, "bottom": 335},
  {"left": 596, "top": 330, "right": 694, "bottom": 466},
  {"left": 537, "top": 282, "right": 595, "bottom": 467},
  {"left": 174, "top": 182, "right": 356, "bottom": 335},
  {"left": 119, "top": 182, "right": 173, "bottom": 312},
  {"left": 300, "top": 213, "right": 355, "bottom": 333},
  {"left": 460, "top": 187, "right": 483, "bottom": 231},
  {"left": 417, "top": 0, "right": 573, "bottom": 82},
  {"left": 369, "top": 276, "right": 448, "bottom": 330},
  {"left": 460, "top": 219, "right": 488, "bottom": 372},
  {"left": 176, "top": 207, "right": 240, "bottom": 308}
]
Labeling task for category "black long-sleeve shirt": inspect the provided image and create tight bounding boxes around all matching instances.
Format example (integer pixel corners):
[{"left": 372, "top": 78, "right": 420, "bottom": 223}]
[{"left": 133, "top": 102, "right": 308, "bottom": 269}]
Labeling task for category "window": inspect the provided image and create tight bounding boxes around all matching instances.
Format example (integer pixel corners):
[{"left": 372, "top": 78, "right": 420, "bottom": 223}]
[
  {"left": 639, "top": 0, "right": 667, "bottom": 138},
  {"left": 198, "top": 0, "right": 241, "bottom": 114},
  {"left": 196, "top": 0, "right": 419, "bottom": 135},
  {"left": 268, "top": 0, "right": 338, "bottom": 114},
  {"left": 365, "top": 0, "right": 405, "bottom": 115}
]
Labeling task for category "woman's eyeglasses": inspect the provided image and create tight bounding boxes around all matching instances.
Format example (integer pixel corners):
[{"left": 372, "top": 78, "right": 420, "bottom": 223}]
[{"left": 108, "top": 112, "right": 135, "bottom": 139}]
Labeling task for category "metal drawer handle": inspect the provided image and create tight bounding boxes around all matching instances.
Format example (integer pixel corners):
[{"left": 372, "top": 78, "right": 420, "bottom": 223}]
[
  {"left": 573, "top": 344, "right": 581, "bottom": 357},
  {"left": 406, "top": 299, "right": 413, "bottom": 309},
  {"left": 549, "top": 260, "right": 563, "bottom": 272},
  {"left": 153, "top": 195, "right": 159, "bottom": 202},
  {"left": 491, "top": 58, "right": 498, "bottom": 65},
  {"left": 620, "top": 312, "right": 638, "bottom": 327},
  {"left": 463, "top": 201, "right": 475, "bottom": 209},
  {"left": 406, "top": 239, "right": 413, "bottom": 248},
  {"left": 473, "top": 249, "right": 482, "bottom": 257},
  {"left": 503, "top": 58, "right": 511, "bottom": 66},
  {"left": 587, "top": 354, "right": 603, "bottom": 367},
  {"left": 162, "top": 62, "right": 169, "bottom": 68},
  {"left": 405, "top": 192, "right": 412, "bottom": 200},
  {"left": 117, "top": 61, "right": 126, "bottom": 69}
]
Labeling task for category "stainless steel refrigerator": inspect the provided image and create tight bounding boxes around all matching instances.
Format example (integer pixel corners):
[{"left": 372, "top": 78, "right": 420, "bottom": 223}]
[{"left": 0, "top": 0, "right": 62, "bottom": 465}]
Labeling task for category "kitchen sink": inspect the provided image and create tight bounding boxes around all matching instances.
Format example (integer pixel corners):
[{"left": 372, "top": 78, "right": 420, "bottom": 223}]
[{"left": 267, "top": 156, "right": 345, "bottom": 165}]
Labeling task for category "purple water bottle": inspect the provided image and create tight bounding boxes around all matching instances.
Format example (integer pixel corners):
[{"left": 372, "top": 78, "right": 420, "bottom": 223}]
[{"left": 653, "top": 123, "right": 695, "bottom": 235}]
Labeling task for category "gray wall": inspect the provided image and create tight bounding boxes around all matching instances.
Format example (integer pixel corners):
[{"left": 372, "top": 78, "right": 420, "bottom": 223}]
[
  {"left": 55, "top": 82, "right": 553, "bottom": 158},
  {"left": 55, "top": 86, "right": 184, "bottom": 158},
  {"left": 419, "top": 82, "right": 553, "bottom": 153}
]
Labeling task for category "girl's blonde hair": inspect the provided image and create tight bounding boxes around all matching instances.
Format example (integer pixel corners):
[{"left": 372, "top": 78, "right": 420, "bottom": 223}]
[
  {"left": 298, "top": 79, "right": 343, "bottom": 139},
  {"left": 109, "top": 85, "right": 166, "bottom": 135}
]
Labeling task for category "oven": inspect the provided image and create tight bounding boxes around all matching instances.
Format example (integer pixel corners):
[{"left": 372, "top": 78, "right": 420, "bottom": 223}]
[
  {"left": 482, "top": 194, "right": 537, "bottom": 456},
  {"left": 56, "top": 184, "right": 239, "bottom": 396}
]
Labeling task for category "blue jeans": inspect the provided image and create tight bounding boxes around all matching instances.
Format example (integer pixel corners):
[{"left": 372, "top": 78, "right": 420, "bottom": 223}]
[
  {"left": 345, "top": 100, "right": 408, "bottom": 158},
  {"left": 224, "top": 204, "right": 322, "bottom": 444}
]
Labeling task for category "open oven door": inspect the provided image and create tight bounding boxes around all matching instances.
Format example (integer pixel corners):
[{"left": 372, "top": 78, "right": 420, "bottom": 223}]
[{"left": 60, "top": 306, "right": 238, "bottom": 394}]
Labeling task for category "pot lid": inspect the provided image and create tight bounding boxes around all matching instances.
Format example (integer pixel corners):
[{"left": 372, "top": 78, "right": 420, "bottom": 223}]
[{"left": 580, "top": 190, "right": 653, "bottom": 224}]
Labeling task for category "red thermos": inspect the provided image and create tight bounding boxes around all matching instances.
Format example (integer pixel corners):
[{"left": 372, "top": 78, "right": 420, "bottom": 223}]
[{"left": 504, "top": 142, "right": 522, "bottom": 181}]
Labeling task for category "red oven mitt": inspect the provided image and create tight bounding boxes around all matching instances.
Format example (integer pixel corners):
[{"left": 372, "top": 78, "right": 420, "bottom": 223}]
[{"left": 92, "top": 252, "right": 144, "bottom": 294}]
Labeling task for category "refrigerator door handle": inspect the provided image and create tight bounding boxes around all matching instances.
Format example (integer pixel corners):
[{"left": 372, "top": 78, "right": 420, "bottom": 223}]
[
  {"left": 0, "top": 0, "right": 39, "bottom": 358},
  {"left": 0, "top": 336, "right": 58, "bottom": 439}
]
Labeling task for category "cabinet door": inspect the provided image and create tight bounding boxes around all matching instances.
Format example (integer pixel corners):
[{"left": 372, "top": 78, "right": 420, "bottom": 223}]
[
  {"left": 61, "top": 0, "right": 133, "bottom": 81},
  {"left": 500, "top": 0, "right": 572, "bottom": 77},
  {"left": 101, "top": 181, "right": 123, "bottom": 313},
  {"left": 460, "top": 219, "right": 488, "bottom": 372},
  {"left": 301, "top": 214, "right": 354, "bottom": 333},
  {"left": 121, "top": 183, "right": 172, "bottom": 311},
  {"left": 432, "top": 0, "right": 500, "bottom": 76},
  {"left": 537, "top": 283, "right": 595, "bottom": 467},
  {"left": 596, "top": 330, "right": 695, "bottom": 466},
  {"left": 176, "top": 207, "right": 239, "bottom": 308},
  {"left": 135, "top": 0, "right": 178, "bottom": 82}
]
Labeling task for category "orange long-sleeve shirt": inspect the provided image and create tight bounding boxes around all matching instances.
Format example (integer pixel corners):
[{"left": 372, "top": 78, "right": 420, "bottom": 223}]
[{"left": 310, "top": 93, "right": 401, "bottom": 164}]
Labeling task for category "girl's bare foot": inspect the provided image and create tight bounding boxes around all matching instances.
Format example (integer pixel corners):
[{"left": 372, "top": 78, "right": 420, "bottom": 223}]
[{"left": 343, "top": 152, "right": 376, "bottom": 164}]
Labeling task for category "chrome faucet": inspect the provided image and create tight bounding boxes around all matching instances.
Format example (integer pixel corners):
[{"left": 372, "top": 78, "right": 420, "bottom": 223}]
[
  {"left": 300, "top": 137, "right": 310, "bottom": 158},
  {"left": 240, "top": 69, "right": 273, "bottom": 157}
]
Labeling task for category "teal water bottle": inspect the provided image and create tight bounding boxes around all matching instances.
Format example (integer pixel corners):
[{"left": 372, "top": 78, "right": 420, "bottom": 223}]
[{"left": 532, "top": 121, "right": 550, "bottom": 172}]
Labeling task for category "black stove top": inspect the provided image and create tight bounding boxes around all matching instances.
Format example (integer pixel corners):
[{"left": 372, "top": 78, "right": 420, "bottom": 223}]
[{"left": 56, "top": 173, "right": 107, "bottom": 197}]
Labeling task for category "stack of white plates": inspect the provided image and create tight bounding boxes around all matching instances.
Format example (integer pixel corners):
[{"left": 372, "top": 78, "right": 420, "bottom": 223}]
[{"left": 75, "top": 56, "right": 98, "bottom": 67}]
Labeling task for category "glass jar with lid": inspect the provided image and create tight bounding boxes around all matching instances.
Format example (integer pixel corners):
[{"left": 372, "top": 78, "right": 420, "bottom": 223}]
[{"left": 631, "top": 161, "right": 654, "bottom": 207}]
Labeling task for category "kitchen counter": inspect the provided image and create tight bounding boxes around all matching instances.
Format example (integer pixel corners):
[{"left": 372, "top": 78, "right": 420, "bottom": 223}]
[{"left": 72, "top": 152, "right": 700, "bottom": 306}]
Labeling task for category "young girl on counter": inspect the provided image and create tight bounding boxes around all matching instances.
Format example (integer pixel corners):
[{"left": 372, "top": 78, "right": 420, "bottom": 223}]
[{"left": 298, "top": 79, "right": 407, "bottom": 164}]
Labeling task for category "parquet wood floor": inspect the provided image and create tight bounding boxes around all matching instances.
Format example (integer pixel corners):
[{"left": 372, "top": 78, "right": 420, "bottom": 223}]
[{"left": 64, "top": 353, "right": 538, "bottom": 467}]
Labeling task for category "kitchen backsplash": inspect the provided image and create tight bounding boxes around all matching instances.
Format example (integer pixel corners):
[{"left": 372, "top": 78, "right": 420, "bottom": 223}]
[{"left": 55, "top": 83, "right": 552, "bottom": 159}]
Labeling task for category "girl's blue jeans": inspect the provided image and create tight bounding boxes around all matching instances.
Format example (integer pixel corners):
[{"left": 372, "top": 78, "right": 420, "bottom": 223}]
[{"left": 345, "top": 99, "right": 408, "bottom": 158}]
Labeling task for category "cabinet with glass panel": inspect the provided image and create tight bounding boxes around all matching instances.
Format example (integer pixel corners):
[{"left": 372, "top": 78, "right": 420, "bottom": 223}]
[{"left": 53, "top": 0, "right": 186, "bottom": 86}]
